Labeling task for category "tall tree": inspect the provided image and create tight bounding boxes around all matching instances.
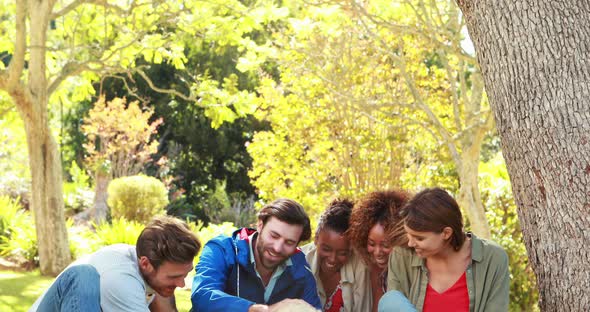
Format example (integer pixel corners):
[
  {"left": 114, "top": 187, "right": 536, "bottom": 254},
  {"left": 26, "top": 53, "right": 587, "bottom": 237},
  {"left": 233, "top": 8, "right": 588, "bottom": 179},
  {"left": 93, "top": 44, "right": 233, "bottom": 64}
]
[
  {"left": 0, "top": 0, "right": 282, "bottom": 275},
  {"left": 456, "top": 0, "right": 590, "bottom": 309},
  {"left": 349, "top": 0, "right": 494, "bottom": 237},
  {"left": 249, "top": 1, "right": 494, "bottom": 237}
]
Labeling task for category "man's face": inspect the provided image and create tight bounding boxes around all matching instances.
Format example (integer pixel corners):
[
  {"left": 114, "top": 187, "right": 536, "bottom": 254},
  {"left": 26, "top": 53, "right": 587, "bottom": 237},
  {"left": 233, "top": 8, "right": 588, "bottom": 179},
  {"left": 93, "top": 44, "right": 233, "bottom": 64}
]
[
  {"left": 255, "top": 217, "right": 303, "bottom": 272},
  {"left": 139, "top": 258, "right": 193, "bottom": 298}
]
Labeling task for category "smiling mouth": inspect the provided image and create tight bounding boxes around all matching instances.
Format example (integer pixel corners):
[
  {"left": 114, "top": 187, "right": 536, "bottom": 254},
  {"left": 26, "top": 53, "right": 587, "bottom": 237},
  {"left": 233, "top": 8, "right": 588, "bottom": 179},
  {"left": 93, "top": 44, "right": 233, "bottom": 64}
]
[
  {"left": 266, "top": 250, "right": 282, "bottom": 260},
  {"left": 324, "top": 262, "right": 337, "bottom": 269}
]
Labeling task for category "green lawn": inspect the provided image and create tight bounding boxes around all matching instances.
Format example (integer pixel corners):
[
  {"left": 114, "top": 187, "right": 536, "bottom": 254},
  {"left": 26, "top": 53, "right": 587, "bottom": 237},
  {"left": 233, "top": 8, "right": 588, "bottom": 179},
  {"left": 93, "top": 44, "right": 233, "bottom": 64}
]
[
  {"left": 0, "top": 270, "right": 193, "bottom": 311},
  {"left": 0, "top": 270, "right": 53, "bottom": 312}
]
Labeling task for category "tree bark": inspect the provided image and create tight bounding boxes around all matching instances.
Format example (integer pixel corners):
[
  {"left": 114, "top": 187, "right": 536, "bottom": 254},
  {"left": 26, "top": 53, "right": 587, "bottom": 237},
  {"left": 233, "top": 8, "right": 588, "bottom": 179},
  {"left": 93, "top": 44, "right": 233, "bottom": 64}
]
[
  {"left": 92, "top": 170, "right": 110, "bottom": 224},
  {"left": 19, "top": 0, "right": 71, "bottom": 276},
  {"left": 457, "top": 0, "right": 590, "bottom": 310},
  {"left": 457, "top": 146, "right": 490, "bottom": 239}
]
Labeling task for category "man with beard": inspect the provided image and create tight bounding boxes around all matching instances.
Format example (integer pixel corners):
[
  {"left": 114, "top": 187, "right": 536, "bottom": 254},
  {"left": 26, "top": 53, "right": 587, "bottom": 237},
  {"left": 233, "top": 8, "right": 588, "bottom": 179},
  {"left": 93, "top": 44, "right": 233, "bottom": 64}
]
[
  {"left": 30, "top": 216, "right": 201, "bottom": 312},
  {"left": 191, "top": 198, "right": 321, "bottom": 312}
]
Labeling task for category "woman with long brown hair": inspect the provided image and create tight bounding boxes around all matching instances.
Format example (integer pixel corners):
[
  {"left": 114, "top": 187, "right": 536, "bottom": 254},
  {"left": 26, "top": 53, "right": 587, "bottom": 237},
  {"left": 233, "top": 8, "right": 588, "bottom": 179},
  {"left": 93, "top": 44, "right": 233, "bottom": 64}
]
[{"left": 380, "top": 188, "right": 509, "bottom": 312}]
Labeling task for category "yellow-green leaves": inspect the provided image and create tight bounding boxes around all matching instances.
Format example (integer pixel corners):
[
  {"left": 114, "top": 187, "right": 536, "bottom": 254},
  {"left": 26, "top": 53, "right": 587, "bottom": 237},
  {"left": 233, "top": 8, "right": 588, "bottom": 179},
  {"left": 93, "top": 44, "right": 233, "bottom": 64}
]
[{"left": 82, "top": 96, "right": 162, "bottom": 178}]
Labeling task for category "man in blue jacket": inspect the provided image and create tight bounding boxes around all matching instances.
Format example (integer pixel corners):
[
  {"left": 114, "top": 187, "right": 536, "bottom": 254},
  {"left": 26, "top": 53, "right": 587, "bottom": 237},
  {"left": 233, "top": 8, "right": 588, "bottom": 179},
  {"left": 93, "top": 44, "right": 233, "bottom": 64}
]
[{"left": 191, "top": 198, "right": 321, "bottom": 312}]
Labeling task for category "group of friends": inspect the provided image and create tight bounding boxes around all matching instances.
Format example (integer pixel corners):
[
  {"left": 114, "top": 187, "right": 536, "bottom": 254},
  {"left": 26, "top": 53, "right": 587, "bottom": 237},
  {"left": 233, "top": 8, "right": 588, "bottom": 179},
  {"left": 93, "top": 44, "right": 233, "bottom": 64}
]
[{"left": 30, "top": 187, "right": 510, "bottom": 312}]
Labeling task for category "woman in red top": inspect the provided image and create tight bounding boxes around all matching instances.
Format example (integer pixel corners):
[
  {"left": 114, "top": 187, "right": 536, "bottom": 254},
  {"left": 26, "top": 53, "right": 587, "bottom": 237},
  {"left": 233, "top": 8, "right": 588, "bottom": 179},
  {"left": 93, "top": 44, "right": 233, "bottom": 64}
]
[{"left": 379, "top": 188, "right": 509, "bottom": 312}]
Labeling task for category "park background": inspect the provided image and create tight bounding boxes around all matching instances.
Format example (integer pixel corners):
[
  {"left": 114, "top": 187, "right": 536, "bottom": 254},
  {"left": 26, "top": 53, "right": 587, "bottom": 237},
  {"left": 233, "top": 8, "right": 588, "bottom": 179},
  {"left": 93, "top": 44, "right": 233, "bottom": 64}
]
[{"left": 0, "top": 0, "right": 557, "bottom": 311}]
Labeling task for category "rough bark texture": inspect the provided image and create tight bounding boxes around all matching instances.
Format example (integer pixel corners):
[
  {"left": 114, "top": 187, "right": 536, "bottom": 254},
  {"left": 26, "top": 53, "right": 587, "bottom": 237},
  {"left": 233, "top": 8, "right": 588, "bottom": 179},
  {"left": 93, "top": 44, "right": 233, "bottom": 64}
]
[
  {"left": 457, "top": 0, "right": 590, "bottom": 310},
  {"left": 22, "top": 0, "right": 71, "bottom": 276}
]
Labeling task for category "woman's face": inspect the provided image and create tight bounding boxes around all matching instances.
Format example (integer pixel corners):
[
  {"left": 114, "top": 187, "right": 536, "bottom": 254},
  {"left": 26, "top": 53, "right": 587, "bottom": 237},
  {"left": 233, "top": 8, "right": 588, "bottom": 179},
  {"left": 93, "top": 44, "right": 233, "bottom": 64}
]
[
  {"left": 404, "top": 225, "right": 451, "bottom": 258},
  {"left": 367, "top": 223, "right": 392, "bottom": 270},
  {"left": 316, "top": 228, "right": 351, "bottom": 274}
]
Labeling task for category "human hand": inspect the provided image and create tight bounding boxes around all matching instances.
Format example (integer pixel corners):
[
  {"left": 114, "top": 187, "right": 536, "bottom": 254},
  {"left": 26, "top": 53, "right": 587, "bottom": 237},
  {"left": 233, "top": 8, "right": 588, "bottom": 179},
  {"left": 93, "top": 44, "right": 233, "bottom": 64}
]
[
  {"left": 248, "top": 304, "right": 270, "bottom": 312},
  {"left": 269, "top": 299, "right": 319, "bottom": 312}
]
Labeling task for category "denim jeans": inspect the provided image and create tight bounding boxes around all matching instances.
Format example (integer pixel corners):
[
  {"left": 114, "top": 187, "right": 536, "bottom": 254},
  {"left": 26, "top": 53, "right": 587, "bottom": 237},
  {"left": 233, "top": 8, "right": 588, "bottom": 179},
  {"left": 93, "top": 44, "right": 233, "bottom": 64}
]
[
  {"left": 378, "top": 290, "right": 418, "bottom": 312},
  {"left": 36, "top": 264, "right": 101, "bottom": 312}
]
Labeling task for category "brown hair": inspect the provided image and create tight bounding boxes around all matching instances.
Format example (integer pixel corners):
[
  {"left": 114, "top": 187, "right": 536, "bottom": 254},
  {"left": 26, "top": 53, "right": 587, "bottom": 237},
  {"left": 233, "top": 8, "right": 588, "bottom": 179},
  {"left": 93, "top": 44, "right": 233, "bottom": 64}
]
[
  {"left": 401, "top": 187, "right": 465, "bottom": 251},
  {"left": 348, "top": 189, "right": 410, "bottom": 264},
  {"left": 136, "top": 216, "right": 201, "bottom": 269},
  {"left": 258, "top": 198, "right": 312, "bottom": 242}
]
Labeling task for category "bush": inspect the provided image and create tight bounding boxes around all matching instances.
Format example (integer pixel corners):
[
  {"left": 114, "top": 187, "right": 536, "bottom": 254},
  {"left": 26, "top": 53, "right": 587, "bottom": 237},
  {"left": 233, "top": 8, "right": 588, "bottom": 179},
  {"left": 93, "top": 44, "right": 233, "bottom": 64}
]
[
  {"left": 63, "top": 161, "right": 94, "bottom": 215},
  {"left": 63, "top": 184, "right": 94, "bottom": 215},
  {"left": 0, "top": 174, "right": 30, "bottom": 209},
  {"left": 0, "top": 196, "right": 37, "bottom": 268},
  {"left": 107, "top": 175, "right": 168, "bottom": 223},
  {"left": 83, "top": 217, "right": 145, "bottom": 252},
  {"left": 0, "top": 195, "right": 20, "bottom": 237},
  {"left": 189, "top": 221, "right": 236, "bottom": 263}
]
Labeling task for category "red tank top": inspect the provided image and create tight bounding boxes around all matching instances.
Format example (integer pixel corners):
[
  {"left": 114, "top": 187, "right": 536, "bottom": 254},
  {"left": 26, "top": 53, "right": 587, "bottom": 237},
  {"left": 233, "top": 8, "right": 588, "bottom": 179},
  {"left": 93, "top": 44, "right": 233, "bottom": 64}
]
[
  {"left": 324, "top": 284, "right": 344, "bottom": 312},
  {"left": 423, "top": 271, "right": 469, "bottom": 312}
]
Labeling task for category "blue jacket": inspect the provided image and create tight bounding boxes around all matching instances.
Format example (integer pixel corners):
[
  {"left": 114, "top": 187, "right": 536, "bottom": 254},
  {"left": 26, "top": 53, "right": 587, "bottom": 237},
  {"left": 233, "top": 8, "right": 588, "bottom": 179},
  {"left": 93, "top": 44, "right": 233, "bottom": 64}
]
[{"left": 191, "top": 228, "right": 321, "bottom": 312}]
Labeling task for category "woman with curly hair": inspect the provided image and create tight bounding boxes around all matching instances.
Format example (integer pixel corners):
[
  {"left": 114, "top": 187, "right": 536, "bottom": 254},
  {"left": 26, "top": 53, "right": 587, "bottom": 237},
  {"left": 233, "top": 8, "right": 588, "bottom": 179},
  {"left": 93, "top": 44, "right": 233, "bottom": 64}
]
[
  {"left": 301, "top": 198, "right": 370, "bottom": 312},
  {"left": 347, "top": 189, "right": 410, "bottom": 312}
]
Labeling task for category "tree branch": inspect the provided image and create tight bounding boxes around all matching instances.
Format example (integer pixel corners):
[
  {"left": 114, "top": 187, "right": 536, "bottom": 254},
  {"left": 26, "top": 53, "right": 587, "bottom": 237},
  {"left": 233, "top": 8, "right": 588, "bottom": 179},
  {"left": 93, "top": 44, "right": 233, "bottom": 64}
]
[
  {"left": 47, "top": 61, "right": 91, "bottom": 95},
  {"left": 135, "top": 69, "right": 196, "bottom": 102},
  {"left": 51, "top": 0, "right": 128, "bottom": 19},
  {"left": 6, "top": 0, "right": 27, "bottom": 91}
]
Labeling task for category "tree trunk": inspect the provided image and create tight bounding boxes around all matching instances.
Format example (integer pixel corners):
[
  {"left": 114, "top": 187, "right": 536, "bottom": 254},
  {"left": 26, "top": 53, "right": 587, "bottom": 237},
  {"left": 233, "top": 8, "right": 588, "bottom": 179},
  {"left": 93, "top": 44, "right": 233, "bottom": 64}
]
[
  {"left": 457, "top": 0, "right": 590, "bottom": 309},
  {"left": 92, "top": 171, "right": 110, "bottom": 224},
  {"left": 457, "top": 150, "right": 491, "bottom": 239},
  {"left": 20, "top": 0, "right": 70, "bottom": 276}
]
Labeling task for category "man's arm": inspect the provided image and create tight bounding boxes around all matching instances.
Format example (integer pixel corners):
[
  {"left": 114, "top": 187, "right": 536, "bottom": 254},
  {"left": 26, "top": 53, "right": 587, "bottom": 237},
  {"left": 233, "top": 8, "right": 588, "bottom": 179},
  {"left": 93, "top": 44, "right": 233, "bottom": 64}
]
[
  {"left": 482, "top": 248, "right": 510, "bottom": 311},
  {"left": 149, "top": 294, "right": 177, "bottom": 312},
  {"left": 300, "top": 264, "right": 322, "bottom": 309},
  {"left": 191, "top": 239, "right": 255, "bottom": 312}
]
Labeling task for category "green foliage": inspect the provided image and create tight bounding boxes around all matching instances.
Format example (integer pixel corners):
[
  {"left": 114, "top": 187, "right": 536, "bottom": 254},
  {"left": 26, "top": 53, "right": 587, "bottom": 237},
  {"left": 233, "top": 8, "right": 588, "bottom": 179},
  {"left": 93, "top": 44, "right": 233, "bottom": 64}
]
[
  {"left": 480, "top": 154, "right": 539, "bottom": 311},
  {"left": 83, "top": 218, "right": 145, "bottom": 252},
  {"left": 188, "top": 221, "right": 236, "bottom": 264},
  {"left": 0, "top": 112, "right": 30, "bottom": 208},
  {"left": 0, "top": 109, "right": 28, "bottom": 182},
  {"left": 63, "top": 162, "right": 94, "bottom": 215},
  {"left": 0, "top": 197, "right": 37, "bottom": 268},
  {"left": 0, "top": 196, "right": 22, "bottom": 239},
  {"left": 248, "top": 4, "right": 444, "bottom": 219},
  {"left": 107, "top": 175, "right": 168, "bottom": 223},
  {"left": 82, "top": 97, "right": 162, "bottom": 179}
]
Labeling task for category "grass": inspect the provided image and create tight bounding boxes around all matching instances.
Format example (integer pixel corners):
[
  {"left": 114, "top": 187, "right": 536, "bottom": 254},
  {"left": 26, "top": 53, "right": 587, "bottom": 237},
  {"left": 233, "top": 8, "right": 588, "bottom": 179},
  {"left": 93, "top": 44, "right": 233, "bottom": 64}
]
[
  {"left": 0, "top": 269, "right": 193, "bottom": 311},
  {"left": 0, "top": 270, "right": 53, "bottom": 312}
]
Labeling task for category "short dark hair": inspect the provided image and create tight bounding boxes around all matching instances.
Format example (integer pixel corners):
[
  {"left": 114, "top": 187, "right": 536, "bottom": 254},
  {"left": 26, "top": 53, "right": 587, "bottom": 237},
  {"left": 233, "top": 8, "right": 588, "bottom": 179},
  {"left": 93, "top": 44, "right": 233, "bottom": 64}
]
[
  {"left": 258, "top": 198, "right": 312, "bottom": 242},
  {"left": 401, "top": 187, "right": 465, "bottom": 251},
  {"left": 315, "top": 198, "right": 354, "bottom": 239},
  {"left": 136, "top": 216, "right": 201, "bottom": 269},
  {"left": 348, "top": 189, "right": 409, "bottom": 264}
]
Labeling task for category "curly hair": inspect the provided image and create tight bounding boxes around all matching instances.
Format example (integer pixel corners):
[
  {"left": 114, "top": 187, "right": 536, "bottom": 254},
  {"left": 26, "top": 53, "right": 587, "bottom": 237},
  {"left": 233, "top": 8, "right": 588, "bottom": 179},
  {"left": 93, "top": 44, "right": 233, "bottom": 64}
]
[
  {"left": 347, "top": 189, "right": 410, "bottom": 265},
  {"left": 315, "top": 198, "right": 355, "bottom": 239}
]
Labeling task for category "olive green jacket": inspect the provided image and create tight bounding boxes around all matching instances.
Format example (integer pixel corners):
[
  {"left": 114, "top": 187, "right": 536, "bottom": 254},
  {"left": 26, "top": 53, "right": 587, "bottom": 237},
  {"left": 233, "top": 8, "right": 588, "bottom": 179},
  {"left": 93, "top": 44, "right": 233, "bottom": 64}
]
[
  {"left": 387, "top": 233, "right": 510, "bottom": 312},
  {"left": 301, "top": 243, "right": 372, "bottom": 312}
]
